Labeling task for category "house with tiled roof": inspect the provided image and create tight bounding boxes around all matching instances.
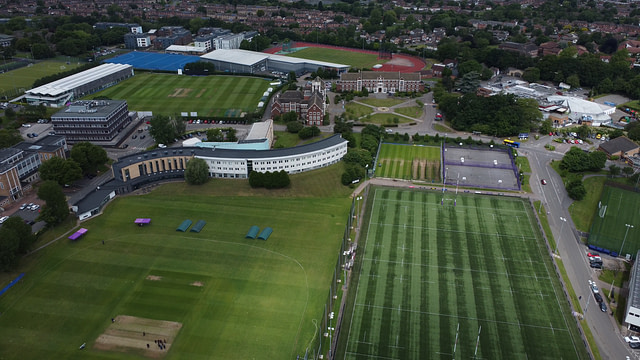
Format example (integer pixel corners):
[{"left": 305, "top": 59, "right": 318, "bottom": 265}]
[
  {"left": 271, "top": 77, "right": 326, "bottom": 126},
  {"left": 599, "top": 136, "right": 640, "bottom": 159}
]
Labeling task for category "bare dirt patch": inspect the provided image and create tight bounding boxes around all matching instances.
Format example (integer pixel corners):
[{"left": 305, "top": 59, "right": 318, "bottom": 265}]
[
  {"left": 167, "top": 88, "right": 193, "bottom": 98},
  {"left": 94, "top": 315, "right": 182, "bottom": 358},
  {"left": 146, "top": 275, "right": 162, "bottom": 281},
  {"left": 195, "top": 89, "right": 206, "bottom": 98},
  {"left": 191, "top": 281, "right": 204, "bottom": 287}
]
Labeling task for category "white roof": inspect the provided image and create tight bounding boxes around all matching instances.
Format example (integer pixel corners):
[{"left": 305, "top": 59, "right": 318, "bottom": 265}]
[
  {"left": 200, "top": 49, "right": 349, "bottom": 69},
  {"left": 27, "top": 63, "right": 132, "bottom": 97},
  {"left": 247, "top": 119, "right": 272, "bottom": 140},
  {"left": 166, "top": 45, "right": 207, "bottom": 53},
  {"left": 547, "top": 95, "right": 615, "bottom": 115},
  {"left": 201, "top": 49, "right": 269, "bottom": 66},
  {"left": 182, "top": 138, "right": 202, "bottom": 146}
]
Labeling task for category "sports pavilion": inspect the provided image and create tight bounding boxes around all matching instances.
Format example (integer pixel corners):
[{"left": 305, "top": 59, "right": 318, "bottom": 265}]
[
  {"left": 200, "top": 49, "right": 349, "bottom": 76},
  {"left": 23, "top": 63, "right": 134, "bottom": 107}
]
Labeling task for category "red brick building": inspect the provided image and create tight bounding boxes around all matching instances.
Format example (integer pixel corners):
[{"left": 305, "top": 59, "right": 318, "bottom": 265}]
[
  {"left": 271, "top": 77, "right": 326, "bottom": 126},
  {"left": 337, "top": 71, "right": 423, "bottom": 93}
]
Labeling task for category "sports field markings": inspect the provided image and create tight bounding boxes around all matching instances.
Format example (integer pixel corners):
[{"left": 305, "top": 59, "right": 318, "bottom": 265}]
[
  {"left": 360, "top": 257, "right": 549, "bottom": 280},
  {"left": 353, "top": 303, "right": 569, "bottom": 332},
  {"left": 370, "top": 222, "right": 538, "bottom": 240},
  {"left": 344, "top": 351, "right": 400, "bottom": 360},
  {"left": 521, "top": 200, "right": 581, "bottom": 357},
  {"left": 379, "top": 197, "right": 530, "bottom": 214}
]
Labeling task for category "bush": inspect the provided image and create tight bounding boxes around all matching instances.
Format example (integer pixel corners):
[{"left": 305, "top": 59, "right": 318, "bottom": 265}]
[
  {"left": 286, "top": 121, "right": 303, "bottom": 133},
  {"left": 249, "top": 170, "right": 290, "bottom": 189}
]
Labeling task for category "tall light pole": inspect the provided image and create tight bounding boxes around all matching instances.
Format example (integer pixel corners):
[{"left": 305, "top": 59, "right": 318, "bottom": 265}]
[
  {"left": 619, "top": 224, "right": 634, "bottom": 257},
  {"left": 558, "top": 217, "right": 567, "bottom": 254}
]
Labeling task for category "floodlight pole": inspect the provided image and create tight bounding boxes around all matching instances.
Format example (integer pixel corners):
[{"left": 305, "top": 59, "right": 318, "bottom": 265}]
[{"left": 619, "top": 224, "right": 634, "bottom": 257}]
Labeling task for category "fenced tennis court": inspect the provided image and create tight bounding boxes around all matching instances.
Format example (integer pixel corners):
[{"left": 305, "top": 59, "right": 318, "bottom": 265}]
[
  {"left": 336, "top": 187, "right": 587, "bottom": 360},
  {"left": 443, "top": 144, "right": 520, "bottom": 190}
]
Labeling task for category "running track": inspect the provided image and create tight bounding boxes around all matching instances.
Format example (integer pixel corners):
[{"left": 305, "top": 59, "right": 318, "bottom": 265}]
[{"left": 264, "top": 42, "right": 425, "bottom": 73}]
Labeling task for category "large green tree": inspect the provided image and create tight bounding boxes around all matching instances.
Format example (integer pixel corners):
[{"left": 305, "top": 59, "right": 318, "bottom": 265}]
[
  {"left": 39, "top": 157, "right": 82, "bottom": 186},
  {"left": 149, "top": 115, "right": 185, "bottom": 145},
  {"left": 70, "top": 142, "right": 108, "bottom": 175},
  {"left": 37, "top": 180, "right": 69, "bottom": 226},
  {"left": 184, "top": 158, "right": 209, "bottom": 185},
  {"left": 0, "top": 216, "right": 36, "bottom": 255}
]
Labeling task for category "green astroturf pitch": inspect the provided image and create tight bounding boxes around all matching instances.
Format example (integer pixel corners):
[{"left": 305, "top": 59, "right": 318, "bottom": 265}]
[
  {"left": 89, "top": 73, "right": 270, "bottom": 116},
  {"left": 588, "top": 184, "right": 640, "bottom": 256},
  {"left": 0, "top": 191, "right": 349, "bottom": 359},
  {"left": 0, "top": 60, "right": 82, "bottom": 94},
  {"left": 337, "top": 188, "right": 587, "bottom": 360},
  {"left": 375, "top": 144, "right": 441, "bottom": 181}
]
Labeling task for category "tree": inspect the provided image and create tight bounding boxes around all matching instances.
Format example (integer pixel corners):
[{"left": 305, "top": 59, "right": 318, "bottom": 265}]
[
  {"left": 206, "top": 128, "right": 224, "bottom": 142},
  {"left": 149, "top": 115, "right": 184, "bottom": 145},
  {"left": 523, "top": 67, "right": 541, "bottom": 83},
  {"left": 0, "top": 229, "right": 19, "bottom": 271},
  {"left": 39, "top": 157, "right": 82, "bottom": 186},
  {"left": 298, "top": 125, "right": 320, "bottom": 139},
  {"left": 539, "top": 119, "right": 553, "bottom": 134},
  {"left": 37, "top": 180, "right": 69, "bottom": 226},
  {"left": 623, "top": 166, "right": 635, "bottom": 177},
  {"left": 184, "top": 158, "right": 209, "bottom": 185},
  {"left": 0, "top": 216, "right": 35, "bottom": 255},
  {"left": 342, "top": 148, "right": 372, "bottom": 168},
  {"left": 566, "top": 179, "right": 587, "bottom": 200},
  {"left": 0, "top": 129, "right": 22, "bottom": 148},
  {"left": 286, "top": 121, "right": 303, "bottom": 133},
  {"left": 609, "top": 164, "right": 621, "bottom": 177},
  {"left": 70, "top": 142, "right": 108, "bottom": 175}
]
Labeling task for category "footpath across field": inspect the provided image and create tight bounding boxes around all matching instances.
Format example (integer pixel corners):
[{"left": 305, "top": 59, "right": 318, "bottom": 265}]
[{"left": 337, "top": 187, "right": 588, "bottom": 360}]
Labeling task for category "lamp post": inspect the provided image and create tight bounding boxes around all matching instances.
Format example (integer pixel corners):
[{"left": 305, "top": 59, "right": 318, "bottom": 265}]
[
  {"left": 619, "top": 224, "right": 634, "bottom": 257},
  {"left": 558, "top": 217, "right": 567, "bottom": 254}
]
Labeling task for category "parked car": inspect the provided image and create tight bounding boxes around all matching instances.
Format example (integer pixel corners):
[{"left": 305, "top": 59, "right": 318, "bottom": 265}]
[
  {"left": 20, "top": 203, "right": 27, "bottom": 210},
  {"left": 625, "top": 336, "right": 640, "bottom": 343},
  {"left": 132, "top": 135, "right": 137, "bottom": 139},
  {"left": 600, "top": 301, "right": 607, "bottom": 312},
  {"left": 140, "top": 135, "right": 145, "bottom": 139},
  {"left": 587, "top": 252, "right": 600, "bottom": 258},
  {"left": 541, "top": 179, "right": 547, "bottom": 185},
  {"left": 0, "top": 216, "right": 9, "bottom": 224},
  {"left": 590, "top": 262, "right": 602, "bottom": 269},
  {"left": 588, "top": 280, "right": 599, "bottom": 293},
  {"left": 630, "top": 341, "right": 640, "bottom": 349},
  {"left": 21, "top": 123, "right": 31, "bottom": 128},
  {"left": 594, "top": 293, "right": 603, "bottom": 303}
]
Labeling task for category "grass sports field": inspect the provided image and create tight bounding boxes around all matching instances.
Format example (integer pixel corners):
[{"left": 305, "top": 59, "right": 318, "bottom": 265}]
[
  {"left": 337, "top": 188, "right": 588, "bottom": 359},
  {"left": 0, "top": 59, "right": 82, "bottom": 96},
  {"left": 285, "top": 47, "right": 386, "bottom": 68},
  {"left": 0, "top": 176, "right": 351, "bottom": 359},
  {"left": 588, "top": 184, "right": 640, "bottom": 256},
  {"left": 90, "top": 73, "right": 270, "bottom": 117},
  {"left": 376, "top": 144, "right": 441, "bottom": 181}
]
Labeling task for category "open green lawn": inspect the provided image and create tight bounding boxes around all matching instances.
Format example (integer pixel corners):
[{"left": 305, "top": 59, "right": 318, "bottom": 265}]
[
  {"left": 362, "top": 113, "right": 414, "bottom": 126},
  {"left": 393, "top": 105, "right": 423, "bottom": 119},
  {"left": 0, "top": 59, "right": 83, "bottom": 96},
  {"left": 359, "top": 98, "right": 406, "bottom": 107},
  {"left": 344, "top": 102, "right": 374, "bottom": 120},
  {"left": 337, "top": 188, "right": 588, "bottom": 360},
  {"left": 89, "top": 73, "right": 270, "bottom": 116},
  {"left": 588, "top": 184, "right": 640, "bottom": 256},
  {"left": 286, "top": 47, "right": 387, "bottom": 68},
  {"left": 376, "top": 143, "right": 441, "bottom": 181},
  {"left": 0, "top": 166, "right": 351, "bottom": 360},
  {"left": 568, "top": 176, "right": 607, "bottom": 233}
]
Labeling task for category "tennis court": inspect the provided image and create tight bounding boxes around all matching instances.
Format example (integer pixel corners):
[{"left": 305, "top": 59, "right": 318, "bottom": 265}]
[
  {"left": 105, "top": 52, "right": 201, "bottom": 71},
  {"left": 337, "top": 188, "right": 587, "bottom": 360},
  {"left": 588, "top": 183, "right": 640, "bottom": 258},
  {"left": 443, "top": 145, "right": 519, "bottom": 190}
]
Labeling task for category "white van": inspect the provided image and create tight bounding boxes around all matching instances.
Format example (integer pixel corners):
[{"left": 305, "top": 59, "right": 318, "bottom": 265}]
[{"left": 158, "top": 144, "right": 167, "bottom": 148}]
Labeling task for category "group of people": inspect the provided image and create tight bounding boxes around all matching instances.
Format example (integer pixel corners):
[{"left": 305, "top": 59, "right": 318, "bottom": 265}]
[{"left": 147, "top": 338, "right": 168, "bottom": 350}]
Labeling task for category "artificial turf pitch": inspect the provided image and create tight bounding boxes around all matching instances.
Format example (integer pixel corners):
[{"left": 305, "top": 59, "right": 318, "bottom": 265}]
[
  {"left": 337, "top": 188, "right": 587, "bottom": 360},
  {"left": 588, "top": 184, "right": 640, "bottom": 256},
  {"left": 89, "top": 73, "right": 270, "bottom": 117},
  {"left": 0, "top": 189, "right": 350, "bottom": 359},
  {"left": 375, "top": 143, "right": 441, "bottom": 181}
]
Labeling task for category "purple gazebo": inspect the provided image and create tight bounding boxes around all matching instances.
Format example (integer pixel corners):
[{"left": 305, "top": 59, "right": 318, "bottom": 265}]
[
  {"left": 135, "top": 218, "right": 151, "bottom": 226},
  {"left": 68, "top": 228, "right": 88, "bottom": 241}
]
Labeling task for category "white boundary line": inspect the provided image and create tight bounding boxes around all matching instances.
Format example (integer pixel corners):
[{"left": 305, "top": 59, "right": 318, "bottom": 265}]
[
  {"left": 360, "top": 257, "right": 550, "bottom": 280},
  {"left": 353, "top": 303, "right": 569, "bottom": 332},
  {"left": 521, "top": 200, "right": 579, "bottom": 356}
]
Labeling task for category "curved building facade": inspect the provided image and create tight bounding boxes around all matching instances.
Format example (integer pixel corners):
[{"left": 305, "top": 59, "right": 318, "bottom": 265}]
[{"left": 110, "top": 134, "right": 348, "bottom": 193}]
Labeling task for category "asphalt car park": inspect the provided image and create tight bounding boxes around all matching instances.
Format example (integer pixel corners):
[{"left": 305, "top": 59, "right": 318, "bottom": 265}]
[{"left": 19, "top": 122, "right": 54, "bottom": 140}]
